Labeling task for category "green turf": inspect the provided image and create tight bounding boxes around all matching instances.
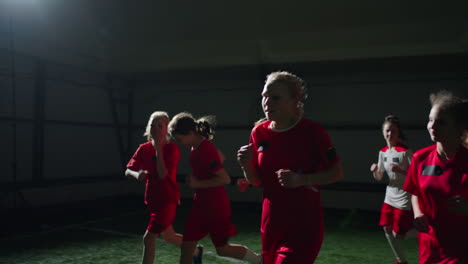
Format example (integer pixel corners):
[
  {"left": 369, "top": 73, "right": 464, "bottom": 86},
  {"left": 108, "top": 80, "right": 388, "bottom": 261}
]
[{"left": 0, "top": 198, "right": 418, "bottom": 263}]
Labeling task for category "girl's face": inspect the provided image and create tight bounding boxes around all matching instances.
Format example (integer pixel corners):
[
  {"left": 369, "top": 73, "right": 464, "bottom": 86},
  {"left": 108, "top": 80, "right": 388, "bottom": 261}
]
[
  {"left": 261, "top": 81, "right": 298, "bottom": 122},
  {"left": 427, "top": 104, "right": 461, "bottom": 144},
  {"left": 172, "top": 132, "right": 195, "bottom": 148},
  {"left": 382, "top": 122, "right": 400, "bottom": 147},
  {"left": 151, "top": 118, "right": 168, "bottom": 140}
]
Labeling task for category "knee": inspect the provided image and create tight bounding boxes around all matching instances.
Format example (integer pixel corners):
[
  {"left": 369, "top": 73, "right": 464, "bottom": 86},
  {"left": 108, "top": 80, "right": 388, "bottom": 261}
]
[
  {"left": 143, "top": 231, "right": 156, "bottom": 245},
  {"left": 161, "top": 231, "right": 174, "bottom": 243},
  {"left": 383, "top": 226, "right": 392, "bottom": 234},
  {"left": 393, "top": 231, "right": 405, "bottom": 239},
  {"left": 161, "top": 233, "right": 170, "bottom": 242},
  {"left": 215, "top": 246, "right": 229, "bottom": 257}
]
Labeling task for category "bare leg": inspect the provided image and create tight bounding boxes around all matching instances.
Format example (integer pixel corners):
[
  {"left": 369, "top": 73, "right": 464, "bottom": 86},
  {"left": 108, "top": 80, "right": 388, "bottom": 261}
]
[
  {"left": 161, "top": 225, "right": 183, "bottom": 247},
  {"left": 216, "top": 244, "right": 261, "bottom": 263},
  {"left": 142, "top": 230, "right": 158, "bottom": 264},
  {"left": 383, "top": 226, "right": 406, "bottom": 263},
  {"left": 180, "top": 241, "right": 198, "bottom": 264},
  {"left": 393, "top": 230, "right": 407, "bottom": 263}
]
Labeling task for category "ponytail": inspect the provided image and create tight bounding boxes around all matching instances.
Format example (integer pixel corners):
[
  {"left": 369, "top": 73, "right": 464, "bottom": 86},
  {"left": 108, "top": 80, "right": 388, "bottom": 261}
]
[
  {"left": 196, "top": 116, "right": 216, "bottom": 140},
  {"left": 169, "top": 112, "right": 217, "bottom": 140}
]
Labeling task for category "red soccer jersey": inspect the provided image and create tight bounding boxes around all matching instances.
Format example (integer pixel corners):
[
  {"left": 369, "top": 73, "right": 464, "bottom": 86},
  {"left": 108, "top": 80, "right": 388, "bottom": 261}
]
[
  {"left": 189, "top": 139, "right": 230, "bottom": 216},
  {"left": 404, "top": 144, "right": 468, "bottom": 263},
  {"left": 127, "top": 142, "right": 181, "bottom": 208},
  {"left": 250, "top": 118, "right": 339, "bottom": 239}
]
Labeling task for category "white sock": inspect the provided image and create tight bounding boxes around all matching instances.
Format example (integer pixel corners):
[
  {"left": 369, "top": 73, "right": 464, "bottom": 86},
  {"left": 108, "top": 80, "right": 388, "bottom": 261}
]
[
  {"left": 242, "top": 248, "right": 262, "bottom": 264},
  {"left": 385, "top": 233, "right": 406, "bottom": 262}
]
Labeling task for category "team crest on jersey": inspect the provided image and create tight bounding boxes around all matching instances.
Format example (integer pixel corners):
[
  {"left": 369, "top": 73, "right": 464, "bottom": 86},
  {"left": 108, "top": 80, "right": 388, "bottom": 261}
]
[
  {"left": 392, "top": 157, "right": 399, "bottom": 163},
  {"left": 384, "top": 157, "right": 387, "bottom": 162},
  {"left": 422, "top": 165, "right": 444, "bottom": 176},
  {"left": 258, "top": 141, "right": 269, "bottom": 152}
]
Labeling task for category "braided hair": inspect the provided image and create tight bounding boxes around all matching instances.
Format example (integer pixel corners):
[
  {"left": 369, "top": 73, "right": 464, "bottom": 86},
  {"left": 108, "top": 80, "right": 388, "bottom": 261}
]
[
  {"left": 195, "top": 116, "right": 216, "bottom": 140},
  {"left": 168, "top": 112, "right": 216, "bottom": 140},
  {"left": 265, "top": 71, "right": 308, "bottom": 112}
]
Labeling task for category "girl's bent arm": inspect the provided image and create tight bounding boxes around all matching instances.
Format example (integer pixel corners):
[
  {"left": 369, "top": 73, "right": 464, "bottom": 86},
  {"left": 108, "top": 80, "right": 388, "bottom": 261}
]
[
  {"left": 191, "top": 168, "right": 231, "bottom": 189},
  {"left": 125, "top": 168, "right": 138, "bottom": 179},
  {"left": 240, "top": 164, "right": 262, "bottom": 186},
  {"left": 370, "top": 163, "right": 384, "bottom": 181},
  {"left": 412, "top": 195, "right": 423, "bottom": 217},
  {"left": 125, "top": 168, "right": 147, "bottom": 181},
  {"left": 301, "top": 162, "right": 344, "bottom": 186},
  {"left": 412, "top": 195, "right": 430, "bottom": 232},
  {"left": 373, "top": 170, "right": 384, "bottom": 181}
]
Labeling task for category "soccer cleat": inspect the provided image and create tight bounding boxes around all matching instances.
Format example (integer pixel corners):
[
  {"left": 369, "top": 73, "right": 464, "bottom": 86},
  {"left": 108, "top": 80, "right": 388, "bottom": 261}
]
[{"left": 193, "top": 245, "right": 203, "bottom": 264}]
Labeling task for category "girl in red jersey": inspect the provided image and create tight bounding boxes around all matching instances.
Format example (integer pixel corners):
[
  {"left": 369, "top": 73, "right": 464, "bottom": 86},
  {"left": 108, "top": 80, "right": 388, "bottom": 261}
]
[
  {"left": 403, "top": 91, "right": 468, "bottom": 264},
  {"left": 237, "top": 71, "right": 344, "bottom": 264},
  {"left": 370, "top": 115, "right": 413, "bottom": 264},
  {"left": 126, "top": 111, "right": 191, "bottom": 264},
  {"left": 168, "top": 112, "right": 262, "bottom": 264}
]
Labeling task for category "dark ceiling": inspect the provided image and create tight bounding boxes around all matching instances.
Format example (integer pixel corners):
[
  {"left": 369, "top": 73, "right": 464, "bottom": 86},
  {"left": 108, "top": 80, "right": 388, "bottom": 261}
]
[{"left": 1, "top": 0, "right": 467, "bottom": 72}]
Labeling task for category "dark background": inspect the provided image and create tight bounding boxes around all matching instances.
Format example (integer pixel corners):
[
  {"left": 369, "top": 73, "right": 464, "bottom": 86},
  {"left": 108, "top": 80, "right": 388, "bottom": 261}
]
[{"left": 1, "top": 0, "right": 467, "bottom": 213}]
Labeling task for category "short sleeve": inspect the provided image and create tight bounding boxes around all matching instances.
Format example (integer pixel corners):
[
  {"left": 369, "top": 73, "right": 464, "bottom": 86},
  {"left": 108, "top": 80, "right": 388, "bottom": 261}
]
[
  {"left": 127, "top": 145, "right": 143, "bottom": 171},
  {"left": 203, "top": 142, "right": 223, "bottom": 173},
  {"left": 315, "top": 126, "right": 339, "bottom": 169},
  {"left": 403, "top": 154, "right": 420, "bottom": 196}
]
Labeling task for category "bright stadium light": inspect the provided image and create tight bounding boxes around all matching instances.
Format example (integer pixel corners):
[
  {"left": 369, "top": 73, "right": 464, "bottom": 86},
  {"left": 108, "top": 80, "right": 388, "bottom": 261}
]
[{"left": 4, "top": 0, "right": 44, "bottom": 18}]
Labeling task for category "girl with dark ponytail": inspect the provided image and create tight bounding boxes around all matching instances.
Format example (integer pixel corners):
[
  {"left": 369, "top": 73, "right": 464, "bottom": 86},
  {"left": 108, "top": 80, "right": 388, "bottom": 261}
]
[
  {"left": 168, "top": 112, "right": 261, "bottom": 264},
  {"left": 370, "top": 114, "right": 413, "bottom": 264}
]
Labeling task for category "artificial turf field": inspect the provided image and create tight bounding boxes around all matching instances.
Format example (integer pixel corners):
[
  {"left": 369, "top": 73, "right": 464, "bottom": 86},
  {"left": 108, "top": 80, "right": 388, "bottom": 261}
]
[{"left": 0, "top": 196, "right": 418, "bottom": 263}]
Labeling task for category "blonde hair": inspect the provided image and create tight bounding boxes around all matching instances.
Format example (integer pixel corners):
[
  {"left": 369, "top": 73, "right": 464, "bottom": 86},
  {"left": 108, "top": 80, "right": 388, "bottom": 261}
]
[
  {"left": 266, "top": 71, "right": 308, "bottom": 106},
  {"left": 143, "top": 111, "right": 170, "bottom": 141}
]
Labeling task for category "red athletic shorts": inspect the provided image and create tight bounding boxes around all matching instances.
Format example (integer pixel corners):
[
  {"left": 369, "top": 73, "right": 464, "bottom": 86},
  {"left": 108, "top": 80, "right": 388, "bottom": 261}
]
[
  {"left": 379, "top": 202, "right": 413, "bottom": 235},
  {"left": 182, "top": 203, "right": 237, "bottom": 247},
  {"left": 146, "top": 203, "right": 177, "bottom": 234},
  {"left": 261, "top": 232, "right": 322, "bottom": 264}
]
